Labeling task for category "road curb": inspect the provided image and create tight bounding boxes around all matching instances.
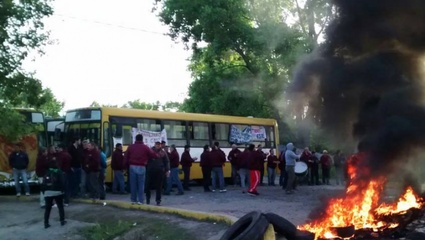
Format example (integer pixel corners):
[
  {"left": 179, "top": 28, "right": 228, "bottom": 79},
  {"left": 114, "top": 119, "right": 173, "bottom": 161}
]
[{"left": 74, "top": 199, "right": 275, "bottom": 240}]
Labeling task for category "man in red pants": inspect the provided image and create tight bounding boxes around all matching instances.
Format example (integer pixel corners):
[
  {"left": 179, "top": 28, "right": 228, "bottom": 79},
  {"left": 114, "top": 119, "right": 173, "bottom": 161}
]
[{"left": 247, "top": 144, "right": 263, "bottom": 196}]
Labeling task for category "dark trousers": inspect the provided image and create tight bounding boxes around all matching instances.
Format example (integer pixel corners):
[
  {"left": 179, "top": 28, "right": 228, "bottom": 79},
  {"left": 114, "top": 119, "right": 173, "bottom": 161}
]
[
  {"left": 182, "top": 166, "right": 191, "bottom": 189},
  {"left": 310, "top": 167, "right": 320, "bottom": 185},
  {"left": 322, "top": 168, "right": 330, "bottom": 185},
  {"left": 63, "top": 173, "right": 71, "bottom": 204},
  {"left": 279, "top": 168, "right": 287, "bottom": 186},
  {"left": 70, "top": 167, "right": 81, "bottom": 197},
  {"left": 88, "top": 172, "right": 99, "bottom": 199},
  {"left": 98, "top": 169, "right": 106, "bottom": 200},
  {"left": 202, "top": 167, "right": 212, "bottom": 191},
  {"left": 145, "top": 169, "right": 164, "bottom": 204},
  {"left": 44, "top": 194, "right": 65, "bottom": 224}
]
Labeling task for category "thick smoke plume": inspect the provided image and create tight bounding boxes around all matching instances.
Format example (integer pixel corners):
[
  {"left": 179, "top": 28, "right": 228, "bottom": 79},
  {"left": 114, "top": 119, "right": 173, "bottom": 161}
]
[{"left": 289, "top": 0, "right": 425, "bottom": 181}]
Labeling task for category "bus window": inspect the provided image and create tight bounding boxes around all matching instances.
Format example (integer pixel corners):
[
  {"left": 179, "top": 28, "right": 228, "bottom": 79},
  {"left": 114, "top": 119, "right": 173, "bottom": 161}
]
[
  {"left": 137, "top": 119, "right": 161, "bottom": 132},
  {"left": 103, "top": 122, "right": 111, "bottom": 157},
  {"left": 122, "top": 125, "right": 133, "bottom": 145},
  {"left": 188, "top": 122, "right": 209, "bottom": 147},
  {"left": 212, "top": 123, "right": 230, "bottom": 147},
  {"left": 163, "top": 120, "right": 187, "bottom": 147},
  {"left": 265, "top": 126, "right": 275, "bottom": 148}
]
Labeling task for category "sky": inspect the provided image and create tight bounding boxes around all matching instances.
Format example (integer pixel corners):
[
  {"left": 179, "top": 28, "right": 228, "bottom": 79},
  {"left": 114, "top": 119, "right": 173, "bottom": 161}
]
[{"left": 23, "top": 0, "right": 192, "bottom": 111}]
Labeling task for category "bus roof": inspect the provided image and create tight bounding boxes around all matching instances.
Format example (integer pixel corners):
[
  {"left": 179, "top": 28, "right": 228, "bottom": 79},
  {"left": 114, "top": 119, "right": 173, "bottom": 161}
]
[{"left": 67, "top": 107, "right": 278, "bottom": 126}]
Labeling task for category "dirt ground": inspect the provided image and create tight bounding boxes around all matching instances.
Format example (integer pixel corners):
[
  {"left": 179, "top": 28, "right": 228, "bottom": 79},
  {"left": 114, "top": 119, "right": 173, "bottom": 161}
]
[
  {"left": 0, "top": 197, "right": 228, "bottom": 240},
  {"left": 2, "top": 179, "right": 405, "bottom": 240}
]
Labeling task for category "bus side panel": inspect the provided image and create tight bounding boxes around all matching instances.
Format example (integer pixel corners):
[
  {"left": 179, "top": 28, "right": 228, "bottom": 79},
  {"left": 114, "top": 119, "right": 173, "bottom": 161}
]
[{"left": 104, "top": 146, "right": 234, "bottom": 185}]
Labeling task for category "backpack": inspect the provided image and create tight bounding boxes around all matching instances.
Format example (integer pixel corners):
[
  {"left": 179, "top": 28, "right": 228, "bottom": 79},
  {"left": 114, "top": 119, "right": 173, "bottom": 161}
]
[{"left": 41, "top": 168, "right": 63, "bottom": 193}]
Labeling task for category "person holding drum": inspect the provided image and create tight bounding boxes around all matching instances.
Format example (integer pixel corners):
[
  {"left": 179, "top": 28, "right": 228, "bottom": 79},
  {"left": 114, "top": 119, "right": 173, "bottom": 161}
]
[{"left": 285, "top": 143, "right": 301, "bottom": 194}]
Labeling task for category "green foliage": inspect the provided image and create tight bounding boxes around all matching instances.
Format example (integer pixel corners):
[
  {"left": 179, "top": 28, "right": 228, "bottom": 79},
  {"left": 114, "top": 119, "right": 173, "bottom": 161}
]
[
  {"left": 155, "top": 0, "right": 323, "bottom": 144},
  {"left": 80, "top": 220, "right": 133, "bottom": 240},
  {"left": 124, "top": 99, "right": 161, "bottom": 110},
  {"left": 0, "top": 0, "right": 54, "bottom": 140},
  {"left": 0, "top": 107, "right": 36, "bottom": 142}
]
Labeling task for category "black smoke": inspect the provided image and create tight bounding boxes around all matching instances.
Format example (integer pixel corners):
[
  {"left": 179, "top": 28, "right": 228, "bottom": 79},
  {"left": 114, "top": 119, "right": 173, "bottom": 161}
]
[{"left": 289, "top": 0, "right": 425, "bottom": 181}]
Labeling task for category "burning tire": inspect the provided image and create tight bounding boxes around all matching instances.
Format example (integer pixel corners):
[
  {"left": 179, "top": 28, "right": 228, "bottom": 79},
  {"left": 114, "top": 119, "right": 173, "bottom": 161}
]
[
  {"left": 263, "top": 212, "right": 297, "bottom": 239},
  {"left": 294, "top": 230, "right": 315, "bottom": 240},
  {"left": 220, "top": 211, "right": 269, "bottom": 240}
]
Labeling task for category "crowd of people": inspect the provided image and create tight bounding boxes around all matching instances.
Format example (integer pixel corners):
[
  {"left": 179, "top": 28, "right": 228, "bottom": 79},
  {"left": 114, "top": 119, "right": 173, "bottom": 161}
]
[{"left": 7, "top": 135, "right": 350, "bottom": 228}]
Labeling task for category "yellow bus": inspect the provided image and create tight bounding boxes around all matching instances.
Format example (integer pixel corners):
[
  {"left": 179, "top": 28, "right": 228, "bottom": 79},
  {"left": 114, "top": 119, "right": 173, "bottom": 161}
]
[
  {"left": 45, "top": 117, "right": 65, "bottom": 146},
  {"left": 63, "top": 107, "right": 279, "bottom": 185},
  {"left": 0, "top": 109, "right": 46, "bottom": 188}
]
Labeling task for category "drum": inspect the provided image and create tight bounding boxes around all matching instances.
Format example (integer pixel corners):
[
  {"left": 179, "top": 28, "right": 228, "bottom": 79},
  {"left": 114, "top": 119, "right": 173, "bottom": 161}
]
[{"left": 294, "top": 161, "right": 308, "bottom": 177}]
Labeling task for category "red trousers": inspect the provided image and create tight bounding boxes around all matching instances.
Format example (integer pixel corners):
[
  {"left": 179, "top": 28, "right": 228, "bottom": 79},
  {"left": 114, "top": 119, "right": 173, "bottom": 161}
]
[{"left": 248, "top": 170, "right": 260, "bottom": 193}]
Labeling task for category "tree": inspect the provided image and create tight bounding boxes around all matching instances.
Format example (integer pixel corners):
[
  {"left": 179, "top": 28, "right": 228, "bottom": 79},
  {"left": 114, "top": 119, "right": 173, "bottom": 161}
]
[
  {"left": 123, "top": 100, "right": 182, "bottom": 112},
  {"left": 155, "top": 0, "right": 315, "bottom": 143},
  {"left": 17, "top": 88, "right": 64, "bottom": 118},
  {"left": 123, "top": 100, "right": 161, "bottom": 110},
  {"left": 89, "top": 101, "right": 118, "bottom": 108},
  {"left": 0, "top": 0, "right": 54, "bottom": 140}
]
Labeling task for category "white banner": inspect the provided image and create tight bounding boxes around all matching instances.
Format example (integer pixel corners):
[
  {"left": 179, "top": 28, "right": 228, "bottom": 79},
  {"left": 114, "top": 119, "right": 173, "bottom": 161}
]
[
  {"left": 131, "top": 128, "right": 168, "bottom": 147},
  {"left": 251, "top": 126, "right": 267, "bottom": 141},
  {"left": 229, "top": 125, "right": 267, "bottom": 144}
]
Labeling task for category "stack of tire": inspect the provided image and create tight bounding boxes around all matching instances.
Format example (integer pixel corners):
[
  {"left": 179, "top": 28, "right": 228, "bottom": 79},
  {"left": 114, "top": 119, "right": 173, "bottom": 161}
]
[{"left": 220, "top": 211, "right": 315, "bottom": 240}]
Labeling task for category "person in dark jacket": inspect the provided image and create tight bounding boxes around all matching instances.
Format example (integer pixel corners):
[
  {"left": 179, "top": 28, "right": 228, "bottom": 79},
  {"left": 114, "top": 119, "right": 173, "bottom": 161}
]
[
  {"left": 228, "top": 144, "right": 241, "bottom": 186},
  {"left": 180, "top": 145, "right": 197, "bottom": 191},
  {"left": 111, "top": 143, "right": 126, "bottom": 194},
  {"left": 164, "top": 144, "right": 184, "bottom": 195},
  {"left": 248, "top": 144, "right": 263, "bottom": 196},
  {"left": 267, "top": 148, "right": 279, "bottom": 186},
  {"left": 9, "top": 143, "right": 30, "bottom": 196},
  {"left": 320, "top": 150, "right": 332, "bottom": 185},
  {"left": 257, "top": 144, "right": 267, "bottom": 186},
  {"left": 145, "top": 142, "right": 170, "bottom": 206},
  {"left": 200, "top": 145, "right": 212, "bottom": 192},
  {"left": 68, "top": 137, "right": 84, "bottom": 198},
  {"left": 237, "top": 147, "right": 250, "bottom": 193},
  {"left": 210, "top": 142, "right": 227, "bottom": 192},
  {"left": 36, "top": 147, "right": 49, "bottom": 207},
  {"left": 278, "top": 150, "right": 286, "bottom": 187},
  {"left": 56, "top": 144, "right": 72, "bottom": 205},
  {"left": 310, "top": 151, "right": 320, "bottom": 185},
  {"left": 42, "top": 159, "right": 66, "bottom": 229},
  {"left": 82, "top": 141, "right": 101, "bottom": 201}
]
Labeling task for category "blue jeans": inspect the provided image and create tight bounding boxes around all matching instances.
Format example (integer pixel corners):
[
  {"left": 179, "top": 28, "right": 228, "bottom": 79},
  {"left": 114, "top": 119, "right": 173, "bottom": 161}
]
[
  {"left": 268, "top": 167, "right": 276, "bottom": 185},
  {"left": 238, "top": 168, "right": 250, "bottom": 189},
  {"left": 129, "top": 165, "right": 146, "bottom": 203},
  {"left": 112, "top": 170, "right": 125, "bottom": 193},
  {"left": 13, "top": 169, "right": 29, "bottom": 194},
  {"left": 211, "top": 167, "right": 225, "bottom": 190},
  {"left": 165, "top": 167, "right": 184, "bottom": 194}
]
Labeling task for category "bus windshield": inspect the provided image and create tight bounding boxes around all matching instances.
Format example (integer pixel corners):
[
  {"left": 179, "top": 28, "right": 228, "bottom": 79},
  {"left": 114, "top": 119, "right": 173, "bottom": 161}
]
[{"left": 65, "top": 122, "right": 101, "bottom": 145}]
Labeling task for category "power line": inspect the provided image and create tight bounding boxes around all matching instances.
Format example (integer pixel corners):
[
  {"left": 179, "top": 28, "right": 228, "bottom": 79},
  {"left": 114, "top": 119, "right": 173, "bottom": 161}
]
[{"left": 52, "top": 13, "right": 168, "bottom": 36}]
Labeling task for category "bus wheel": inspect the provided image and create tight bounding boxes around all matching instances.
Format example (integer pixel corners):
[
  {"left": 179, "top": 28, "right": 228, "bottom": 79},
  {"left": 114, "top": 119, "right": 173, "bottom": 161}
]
[
  {"left": 220, "top": 211, "right": 269, "bottom": 240},
  {"left": 263, "top": 212, "right": 297, "bottom": 239}
]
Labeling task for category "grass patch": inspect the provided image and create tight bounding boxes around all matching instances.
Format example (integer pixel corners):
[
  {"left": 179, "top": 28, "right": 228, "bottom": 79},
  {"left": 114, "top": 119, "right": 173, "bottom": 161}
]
[
  {"left": 80, "top": 220, "right": 133, "bottom": 240},
  {"left": 79, "top": 217, "right": 196, "bottom": 240},
  {"left": 141, "top": 218, "right": 196, "bottom": 240}
]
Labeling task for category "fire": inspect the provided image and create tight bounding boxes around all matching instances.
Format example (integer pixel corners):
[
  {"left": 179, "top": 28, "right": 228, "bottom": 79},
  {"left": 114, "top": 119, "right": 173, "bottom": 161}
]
[{"left": 298, "top": 152, "right": 424, "bottom": 239}]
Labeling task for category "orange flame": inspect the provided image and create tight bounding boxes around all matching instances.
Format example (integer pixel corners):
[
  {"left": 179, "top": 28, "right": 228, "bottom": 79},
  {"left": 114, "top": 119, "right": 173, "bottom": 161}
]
[{"left": 298, "top": 153, "right": 424, "bottom": 239}]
